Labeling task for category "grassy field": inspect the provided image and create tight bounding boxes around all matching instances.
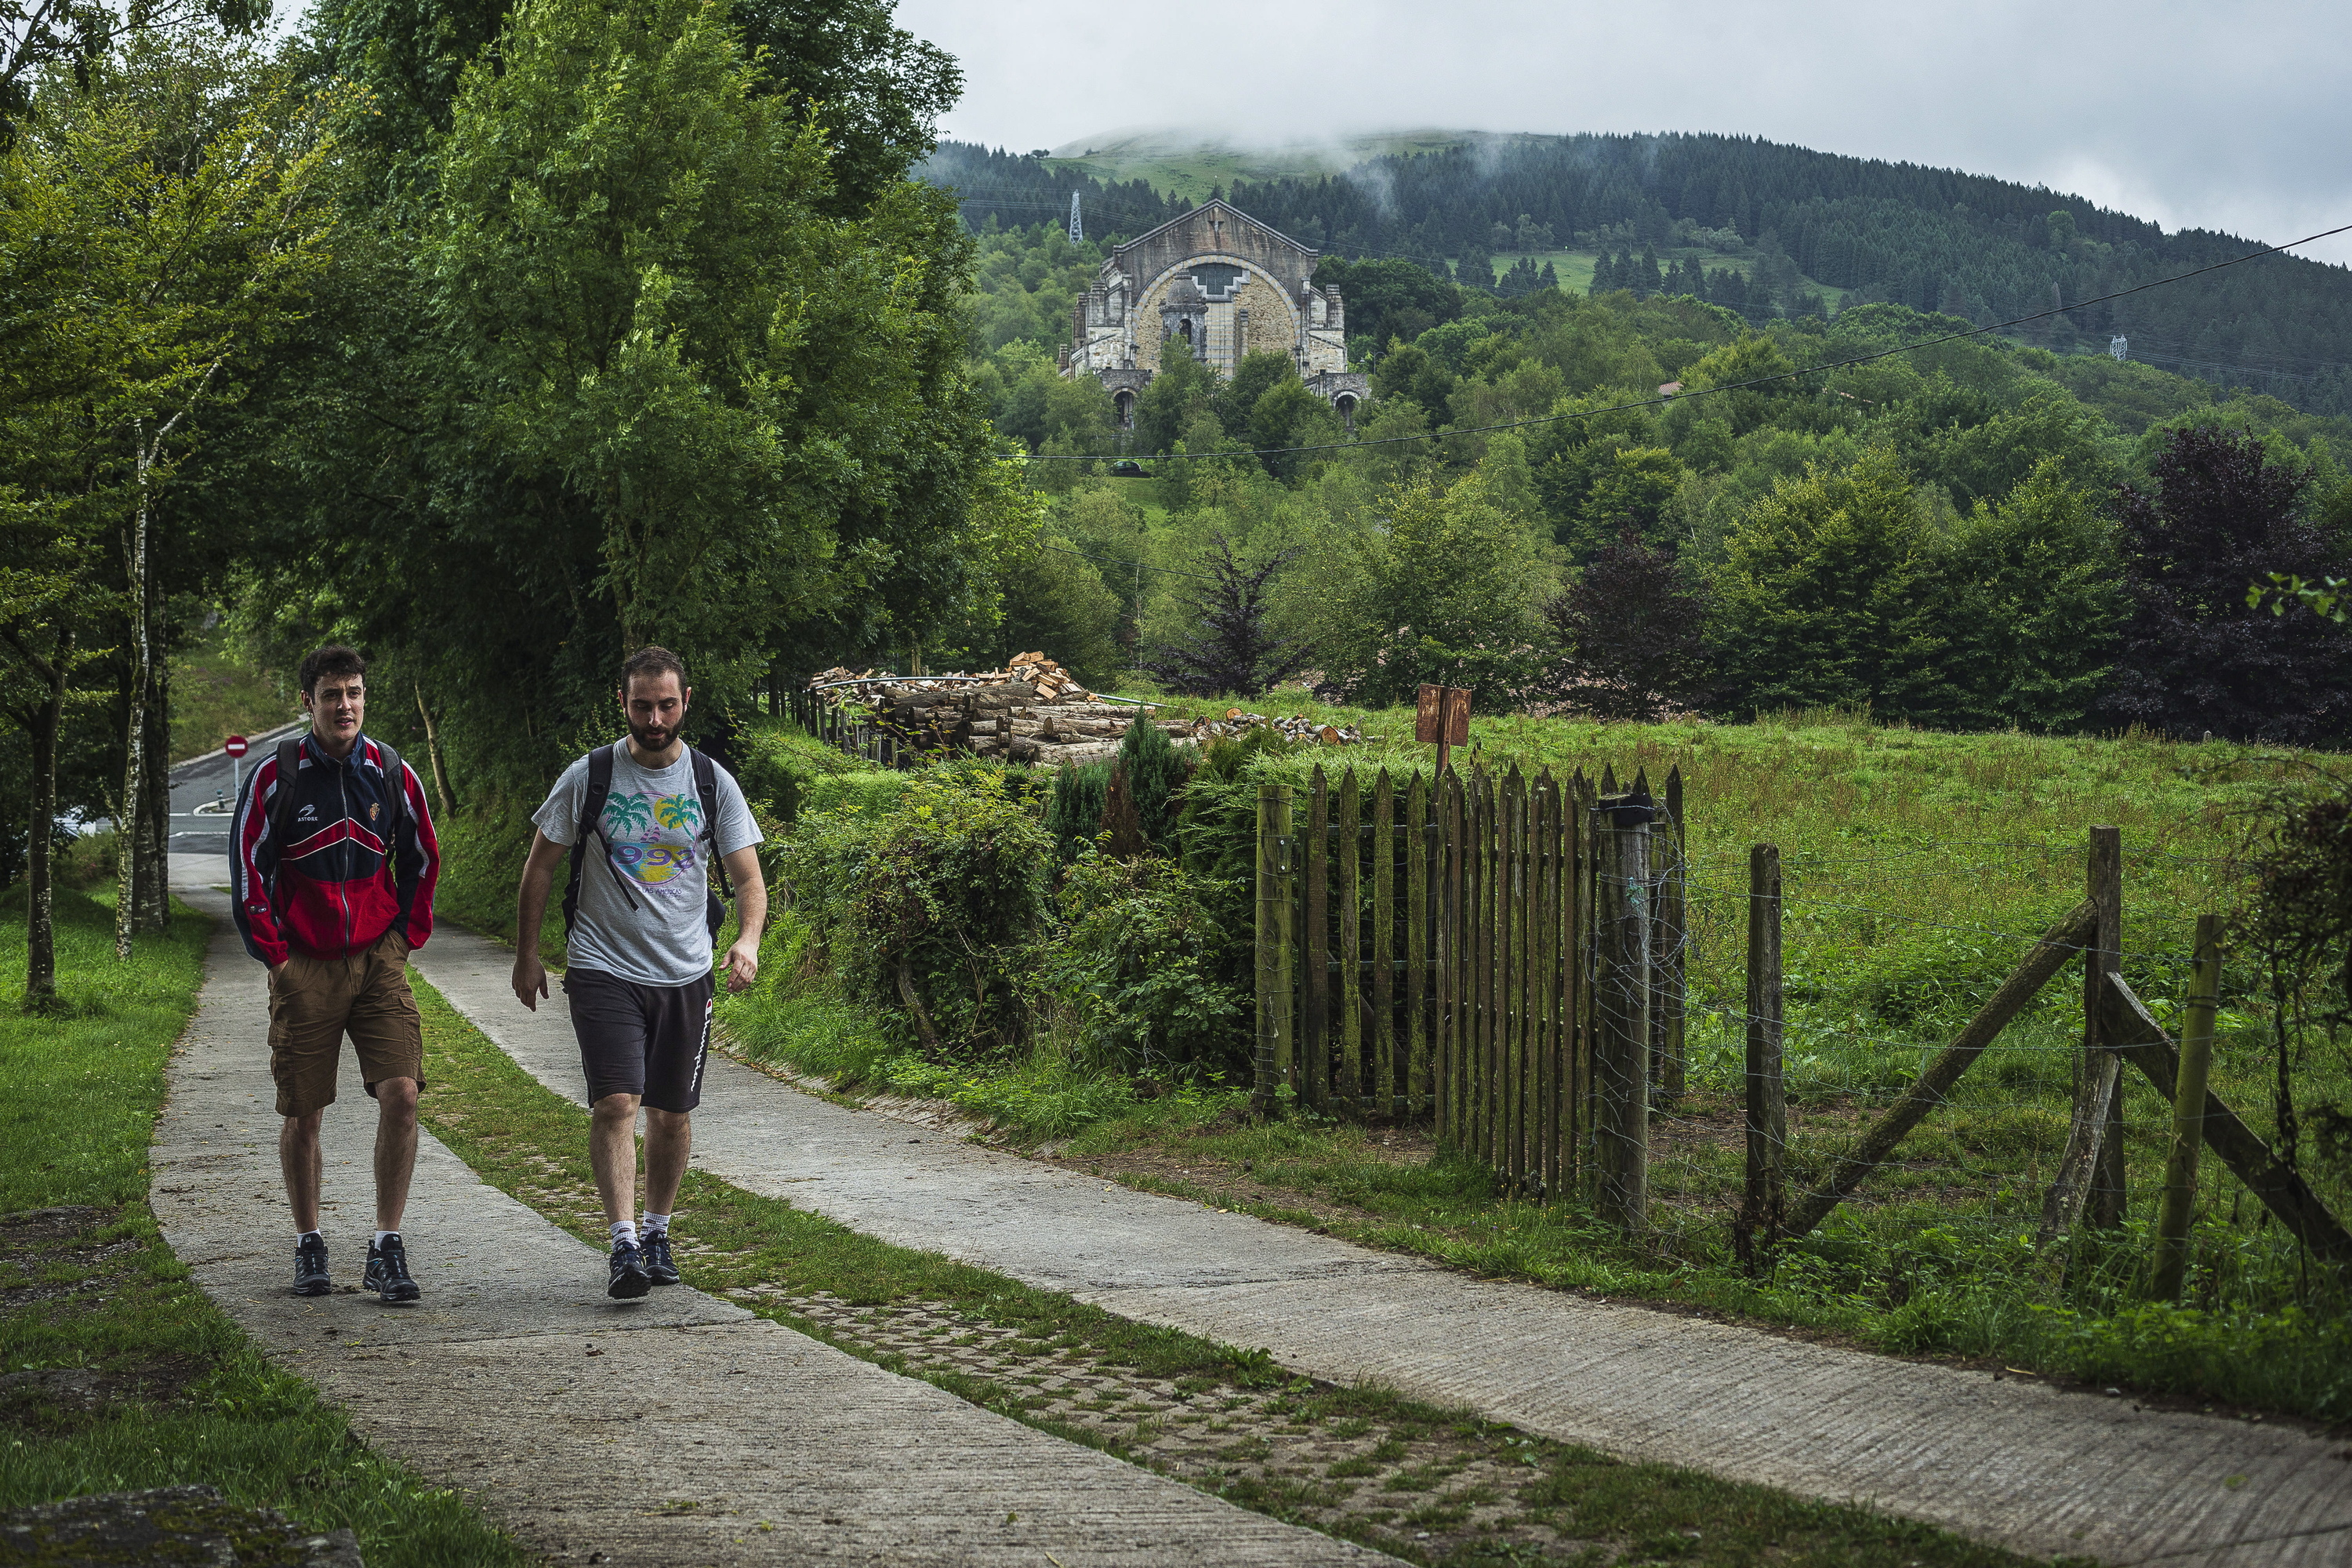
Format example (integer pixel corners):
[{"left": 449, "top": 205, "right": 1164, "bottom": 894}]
[
  {"left": 168, "top": 623, "right": 297, "bottom": 763},
  {"left": 736, "top": 700, "right": 2352, "bottom": 1423},
  {"left": 0, "top": 885, "right": 525, "bottom": 1566},
  {"left": 1490, "top": 247, "right": 1853, "bottom": 307},
  {"left": 412, "top": 970, "right": 2053, "bottom": 1567}
]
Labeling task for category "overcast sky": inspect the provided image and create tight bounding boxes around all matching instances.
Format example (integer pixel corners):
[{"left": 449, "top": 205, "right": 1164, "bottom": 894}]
[{"left": 898, "top": 0, "right": 2352, "bottom": 267}]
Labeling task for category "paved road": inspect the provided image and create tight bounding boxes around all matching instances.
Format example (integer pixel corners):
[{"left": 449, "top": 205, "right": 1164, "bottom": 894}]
[
  {"left": 408, "top": 919, "right": 2352, "bottom": 1568},
  {"left": 154, "top": 873, "right": 1392, "bottom": 1568},
  {"left": 167, "top": 720, "right": 304, "bottom": 869}
]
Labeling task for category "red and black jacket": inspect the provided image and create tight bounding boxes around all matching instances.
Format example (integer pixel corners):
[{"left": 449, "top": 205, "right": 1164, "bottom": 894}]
[{"left": 232, "top": 733, "right": 439, "bottom": 965}]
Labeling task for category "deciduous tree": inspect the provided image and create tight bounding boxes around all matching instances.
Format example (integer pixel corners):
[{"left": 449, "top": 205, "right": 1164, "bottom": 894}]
[{"left": 2096, "top": 426, "right": 2352, "bottom": 745}]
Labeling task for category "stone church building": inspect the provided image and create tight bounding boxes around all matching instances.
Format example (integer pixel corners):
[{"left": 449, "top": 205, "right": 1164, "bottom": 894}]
[{"left": 1059, "top": 200, "right": 1370, "bottom": 429}]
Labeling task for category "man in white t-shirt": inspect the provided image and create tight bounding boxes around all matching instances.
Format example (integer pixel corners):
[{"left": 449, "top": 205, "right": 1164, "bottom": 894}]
[{"left": 510, "top": 646, "right": 768, "bottom": 1298}]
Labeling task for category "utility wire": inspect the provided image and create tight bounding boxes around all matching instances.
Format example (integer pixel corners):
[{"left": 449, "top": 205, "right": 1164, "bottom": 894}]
[
  {"left": 1037, "top": 540, "right": 1221, "bottom": 585},
  {"left": 1004, "top": 220, "right": 2352, "bottom": 462}
]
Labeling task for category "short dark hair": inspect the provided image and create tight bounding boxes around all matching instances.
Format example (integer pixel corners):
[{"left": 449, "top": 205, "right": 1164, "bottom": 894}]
[
  {"left": 298, "top": 644, "right": 367, "bottom": 696},
  {"left": 620, "top": 645, "right": 688, "bottom": 693}
]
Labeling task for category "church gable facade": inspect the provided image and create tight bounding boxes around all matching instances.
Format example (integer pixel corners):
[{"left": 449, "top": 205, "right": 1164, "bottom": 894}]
[{"left": 1061, "top": 201, "right": 1368, "bottom": 427}]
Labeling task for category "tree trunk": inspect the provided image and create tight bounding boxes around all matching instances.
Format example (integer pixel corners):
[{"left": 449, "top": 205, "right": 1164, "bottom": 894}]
[
  {"left": 115, "top": 464, "right": 151, "bottom": 960},
  {"left": 413, "top": 681, "right": 456, "bottom": 822},
  {"left": 24, "top": 633, "right": 71, "bottom": 1009},
  {"left": 138, "top": 625, "right": 170, "bottom": 929}
]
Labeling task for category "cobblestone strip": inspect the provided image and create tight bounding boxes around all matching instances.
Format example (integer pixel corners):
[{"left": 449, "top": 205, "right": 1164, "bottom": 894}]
[{"left": 732, "top": 1284, "right": 1609, "bottom": 1564}]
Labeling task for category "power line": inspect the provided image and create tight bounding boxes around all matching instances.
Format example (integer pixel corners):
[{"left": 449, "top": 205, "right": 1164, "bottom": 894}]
[
  {"left": 1005, "top": 220, "right": 2352, "bottom": 463},
  {"left": 1038, "top": 541, "right": 1221, "bottom": 585}
]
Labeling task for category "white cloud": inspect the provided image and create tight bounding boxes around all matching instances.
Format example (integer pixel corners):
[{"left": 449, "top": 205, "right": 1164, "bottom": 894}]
[{"left": 901, "top": 0, "right": 2352, "bottom": 267}]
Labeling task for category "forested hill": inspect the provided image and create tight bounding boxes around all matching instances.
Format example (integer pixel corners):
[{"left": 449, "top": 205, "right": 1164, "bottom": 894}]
[{"left": 925, "top": 133, "right": 2352, "bottom": 416}]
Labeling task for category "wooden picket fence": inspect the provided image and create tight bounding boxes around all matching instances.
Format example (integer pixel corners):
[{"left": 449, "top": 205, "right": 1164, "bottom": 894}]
[{"left": 1252, "top": 761, "right": 1686, "bottom": 1206}]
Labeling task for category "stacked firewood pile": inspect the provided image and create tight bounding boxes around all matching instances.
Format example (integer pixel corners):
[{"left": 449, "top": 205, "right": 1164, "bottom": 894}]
[
  {"left": 804, "top": 658, "right": 1365, "bottom": 767},
  {"left": 808, "top": 655, "right": 1156, "bottom": 768}
]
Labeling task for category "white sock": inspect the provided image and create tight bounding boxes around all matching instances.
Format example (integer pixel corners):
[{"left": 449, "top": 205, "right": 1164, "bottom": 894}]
[
  {"left": 611, "top": 1220, "right": 638, "bottom": 1247},
  {"left": 297, "top": 1229, "right": 322, "bottom": 1245},
  {"left": 373, "top": 1230, "right": 398, "bottom": 1249},
  {"left": 641, "top": 1212, "right": 671, "bottom": 1237}
]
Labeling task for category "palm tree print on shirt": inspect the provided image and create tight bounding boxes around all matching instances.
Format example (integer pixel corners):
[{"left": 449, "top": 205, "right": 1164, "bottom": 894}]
[
  {"left": 604, "top": 792, "right": 654, "bottom": 835},
  {"left": 598, "top": 790, "right": 702, "bottom": 893}
]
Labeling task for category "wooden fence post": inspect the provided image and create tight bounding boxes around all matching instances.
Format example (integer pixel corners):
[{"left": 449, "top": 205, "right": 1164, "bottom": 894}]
[
  {"left": 1407, "top": 772, "right": 1431, "bottom": 1120},
  {"left": 1304, "top": 765, "right": 1330, "bottom": 1112},
  {"left": 1568, "top": 769, "right": 1592, "bottom": 1196},
  {"left": 1501, "top": 768, "right": 1523, "bottom": 1186},
  {"left": 1430, "top": 771, "right": 1449, "bottom": 1142},
  {"left": 1741, "top": 844, "right": 1785, "bottom": 1265},
  {"left": 1593, "top": 794, "right": 1652, "bottom": 1231},
  {"left": 1339, "top": 768, "right": 1364, "bottom": 1111},
  {"left": 1537, "top": 773, "right": 1559, "bottom": 1200},
  {"left": 2085, "top": 825, "right": 2125, "bottom": 1228},
  {"left": 1253, "top": 783, "right": 1292, "bottom": 1114},
  {"left": 1374, "top": 771, "right": 1398, "bottom": 1117},
  {"left": 2152, "top": 914, "right": 2222, "bottom": 1301},
  {"left": 1654, "top": 768, "right": 1687, "bottom": 1102}
]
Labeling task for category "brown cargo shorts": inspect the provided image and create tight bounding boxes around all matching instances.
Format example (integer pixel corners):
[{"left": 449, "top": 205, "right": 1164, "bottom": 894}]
[{"left": 267, "top": 928, "right": 425, "bottom": 1118}]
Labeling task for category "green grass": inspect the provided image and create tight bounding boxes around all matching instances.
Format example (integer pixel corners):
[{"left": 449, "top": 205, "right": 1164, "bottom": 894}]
[
  {"left": 408, "top": 970, "right": 2060, "bottom": 1568},
  {"left": 1491, "top": 247, "right": 1852, "bottom": 308},
  {"left": 754, "top": 699, "right": 2352, "bottom": 1421},
  {"left": 426, "top": 806, "right": 564, "bottom": 968},
  {"left": 168, "top": 622, "right": 296, "bottom": 764},
  {"left": 0, "top": 886, "right": 527, "bottom": 1566}
]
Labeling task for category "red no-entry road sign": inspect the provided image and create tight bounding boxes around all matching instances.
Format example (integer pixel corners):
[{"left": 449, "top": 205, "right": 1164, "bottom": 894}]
[{"left": 223, "top": 735, "right": 249, "bottom": 759}]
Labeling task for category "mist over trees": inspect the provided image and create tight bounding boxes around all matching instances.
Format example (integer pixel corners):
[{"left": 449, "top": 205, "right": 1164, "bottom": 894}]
[{"left": 929, "top": 133, "right": 2352, "bottom": 417}]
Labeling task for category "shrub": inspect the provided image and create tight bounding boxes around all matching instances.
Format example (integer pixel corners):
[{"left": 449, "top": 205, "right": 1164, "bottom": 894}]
[
  {"left": 1105, "top": 714, "right": 1190, "bottom": 857},
  {"left": 1033, "top": 851, "right": 1247, "bottom": 1074},
  {"left": 733, "top": 713, "right": 884, "bottom": 826},
  {"left": 1044, "top": 760, "right": 1110, "bottom": 862},
  {"left": 779, "top": 764, "right": 1053, "bottom": 1055}
]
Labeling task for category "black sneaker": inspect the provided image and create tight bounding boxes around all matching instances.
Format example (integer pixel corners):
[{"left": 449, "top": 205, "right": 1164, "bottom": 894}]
[
  {"left": 292, "top": 1233, "right": 331, "bottom": 1297},
  {"left": 608, "top": 1240, "right": 652, "bottom": 1300},
  {"left": 642, "top": 1229, "right": 680, "bottom": 1287},
  {"left": 365, "top": 1235, "right": 421, "bottom": 1304}
]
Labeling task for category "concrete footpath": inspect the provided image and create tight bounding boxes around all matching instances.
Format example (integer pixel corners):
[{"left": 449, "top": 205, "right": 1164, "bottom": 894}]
[
  {"left": 154, "top": 882, "right": 1388, "bottom": 1567},
  {"left": 411, "top": 923, "right": 2352, "bottom": 1568}
]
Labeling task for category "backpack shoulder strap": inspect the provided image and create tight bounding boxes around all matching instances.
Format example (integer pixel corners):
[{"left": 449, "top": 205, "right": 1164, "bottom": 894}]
[
  {"left": 689, "top": 746, "right": 733, "bottom": 899},
  {"left": 583, "top": 743, "right": 615, "bottom": 831},
  {"left": 268, "top": 737, "right": 305, "bottom": 852},
  {"left": 561, "top": 745, "right": 625, "bottom": 935},
  {"left": 373, "top": 739, "right": 408, "bottom": 855}
]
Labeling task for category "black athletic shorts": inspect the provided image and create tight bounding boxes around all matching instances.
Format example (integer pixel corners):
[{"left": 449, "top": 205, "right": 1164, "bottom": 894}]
[{"left": 563, "top": 967, "right": 714, "bottom": 1113}]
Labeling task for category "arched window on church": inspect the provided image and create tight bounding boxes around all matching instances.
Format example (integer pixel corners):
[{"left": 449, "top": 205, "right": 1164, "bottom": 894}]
[
  {"left": 1114, "top": 390, "right": 1135, "bottom": 430},
  {"left": 1178, "top": 319, "right": 1192, "bottom": 344}
]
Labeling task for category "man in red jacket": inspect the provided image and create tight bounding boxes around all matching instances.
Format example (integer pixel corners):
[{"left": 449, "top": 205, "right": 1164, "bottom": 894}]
[{"left": 233, "top": 645, "right": 440, "bottom": 1303}]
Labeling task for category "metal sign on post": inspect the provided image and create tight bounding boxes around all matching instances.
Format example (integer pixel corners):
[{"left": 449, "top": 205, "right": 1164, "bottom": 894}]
[
  {"left": 1414, "top": 684, "right": 1472, "bottom": 774},
  {"left": 224, "top": 734, "right": 249, "bottom": 805}
]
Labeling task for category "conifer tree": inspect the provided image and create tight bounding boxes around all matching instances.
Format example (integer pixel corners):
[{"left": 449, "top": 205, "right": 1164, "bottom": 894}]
[
  {"left": 1139, "top": 534, "right": 1309, "bottom": 698},
  {"left": 1707, "top": 447, "right": 1958, "bottom": 720}
]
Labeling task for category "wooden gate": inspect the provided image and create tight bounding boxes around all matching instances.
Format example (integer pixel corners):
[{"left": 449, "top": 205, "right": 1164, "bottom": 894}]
[{"left": 1253, "top": 762, "right": 1685, "bottom": 1205}]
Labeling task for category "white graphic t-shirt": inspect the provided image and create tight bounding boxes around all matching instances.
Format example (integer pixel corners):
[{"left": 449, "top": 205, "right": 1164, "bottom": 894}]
[{"left": 532, "top": 744, "right": 762, "bottom": 987}]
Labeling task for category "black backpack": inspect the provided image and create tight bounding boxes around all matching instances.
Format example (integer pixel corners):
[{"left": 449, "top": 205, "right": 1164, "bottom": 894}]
[
  {"left": 560, "top": 742, "right": 733, "bottom": 941},
  {"left": 268, "top": 735, "right": 408, "bottom": 877}
]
